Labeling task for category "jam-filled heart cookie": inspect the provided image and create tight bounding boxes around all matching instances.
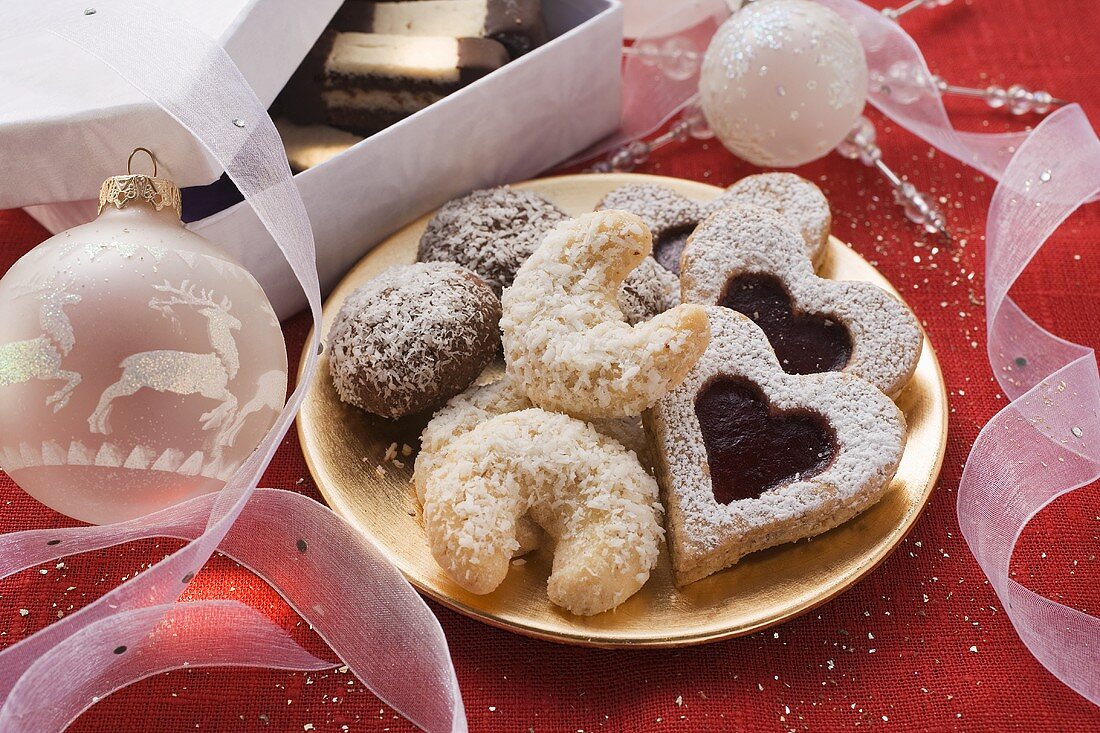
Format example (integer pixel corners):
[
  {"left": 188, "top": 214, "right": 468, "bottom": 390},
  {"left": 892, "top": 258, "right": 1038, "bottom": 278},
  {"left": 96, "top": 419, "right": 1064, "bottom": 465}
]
[
  {"left": 644, "top": 307, "right": 906, "bottom": 586},
  {"left": 711, "top": 173, "right": 831, "bottom": 263},
  {"left": 418, "top": 187, "right": 569, "bottom": 295},
  {"left": 680, "top": 205, "right": 922, "bottom": 398},
  {"left": 596, "top": 173, "right": 831, "bottom": 271},
  {"left": 420, "top": 408, "right": 663, "bottom": 615},
  {"left": 501, "top": 210, "right": 710, "bottom": 419}
]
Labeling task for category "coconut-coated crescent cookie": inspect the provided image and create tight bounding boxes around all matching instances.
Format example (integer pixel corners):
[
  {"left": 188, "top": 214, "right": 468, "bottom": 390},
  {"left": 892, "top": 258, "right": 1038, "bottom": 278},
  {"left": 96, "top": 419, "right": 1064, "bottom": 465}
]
[
  {"left": 680, "top": 205, "right": 922, "bottom": 398},
  {"left": 413, "top": 376, "right": 544, "bottom": 556},
  {"left": 501, "top": 210, "right": 711, "bottom": 419},
  {"left": 421, "top": 409, "right": 663, "bottom": 615}
]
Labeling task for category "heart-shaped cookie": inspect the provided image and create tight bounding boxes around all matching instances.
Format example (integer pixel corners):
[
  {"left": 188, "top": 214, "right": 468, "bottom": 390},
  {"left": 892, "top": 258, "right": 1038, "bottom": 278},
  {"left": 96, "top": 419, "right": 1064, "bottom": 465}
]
[
  {"left": 597, "top": 173, "right": 831, "bottom": 270},
  {"left": 710, "top": 172, "right": 831, "bottom": 263},
  {"left": 680, "top": 205, "right": 922, "bottom": 397},
  {"left": 644, "top": 307, "right": 906, "bottom": 586}
]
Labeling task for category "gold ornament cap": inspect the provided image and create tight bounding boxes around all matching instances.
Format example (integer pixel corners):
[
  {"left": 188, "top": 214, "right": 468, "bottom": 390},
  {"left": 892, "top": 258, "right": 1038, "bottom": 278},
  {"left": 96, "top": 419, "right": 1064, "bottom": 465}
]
[{"left": 98, "top": 148, "right": 182, "bottom": 218}]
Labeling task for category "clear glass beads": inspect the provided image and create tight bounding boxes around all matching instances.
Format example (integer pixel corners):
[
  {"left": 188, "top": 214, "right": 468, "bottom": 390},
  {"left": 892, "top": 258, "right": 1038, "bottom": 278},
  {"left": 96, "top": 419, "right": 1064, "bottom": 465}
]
[{"left": 840, "top": 116, "right": 950, "bottom": 239}]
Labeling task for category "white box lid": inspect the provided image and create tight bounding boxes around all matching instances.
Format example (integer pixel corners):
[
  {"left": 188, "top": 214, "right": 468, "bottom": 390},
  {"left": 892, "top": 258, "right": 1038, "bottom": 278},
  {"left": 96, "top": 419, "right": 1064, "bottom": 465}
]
[{"left": 0, "top": 0, "right": 341, "bottom": 209}]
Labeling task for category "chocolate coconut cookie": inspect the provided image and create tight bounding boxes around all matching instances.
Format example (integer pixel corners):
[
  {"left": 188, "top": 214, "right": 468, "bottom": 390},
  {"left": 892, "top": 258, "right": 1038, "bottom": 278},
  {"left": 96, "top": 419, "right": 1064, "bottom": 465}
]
[
  {"left": 418, "top": 187, "right": 568, "bottom": 295},
  {"left": 328, "top": 262, "right": 501, "bottom": 419},
  {"left": 420, "top": 187, "right": 679, "bottom": 322},
  {"left": 618, "top": 255, "right": 681, "bottom": 325}
]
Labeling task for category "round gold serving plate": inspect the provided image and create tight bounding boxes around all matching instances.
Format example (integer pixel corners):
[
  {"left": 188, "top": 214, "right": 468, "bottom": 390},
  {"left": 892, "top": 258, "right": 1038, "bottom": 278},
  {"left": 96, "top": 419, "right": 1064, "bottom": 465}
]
[{"left": 298, "top": 173, "right": 948, "bottom": 648}]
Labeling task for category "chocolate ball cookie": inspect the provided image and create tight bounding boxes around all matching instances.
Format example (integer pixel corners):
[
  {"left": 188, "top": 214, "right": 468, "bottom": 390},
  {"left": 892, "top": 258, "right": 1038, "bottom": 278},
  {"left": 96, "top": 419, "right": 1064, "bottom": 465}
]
[
  {"left": 417, "top": 187, "right": 569, "bottom": 295},
  {"left": 328, "top": 262, "right": 501, "bottom": 419}
]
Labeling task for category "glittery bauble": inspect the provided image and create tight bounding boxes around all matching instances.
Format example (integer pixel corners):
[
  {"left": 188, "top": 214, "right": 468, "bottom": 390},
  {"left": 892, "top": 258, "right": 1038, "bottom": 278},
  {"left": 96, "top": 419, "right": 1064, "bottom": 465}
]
[
  {"left": 699, "top": 0, "right": 869, "bottom": 167},
  {"left": 0, "top": 191, "right": 287, "bottom": 524}
]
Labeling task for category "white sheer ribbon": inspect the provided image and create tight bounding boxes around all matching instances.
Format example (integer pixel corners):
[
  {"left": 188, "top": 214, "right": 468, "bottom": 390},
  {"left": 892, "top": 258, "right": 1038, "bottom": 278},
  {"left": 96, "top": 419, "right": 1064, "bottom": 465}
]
[{"left": 0, "top": 3, "right": 465, "bottom": 731}]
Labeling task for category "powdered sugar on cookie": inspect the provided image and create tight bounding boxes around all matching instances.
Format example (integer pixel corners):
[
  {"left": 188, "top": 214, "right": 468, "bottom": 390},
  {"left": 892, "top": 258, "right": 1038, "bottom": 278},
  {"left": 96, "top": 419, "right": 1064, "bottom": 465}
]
[
  {"left": 680, "top": 205, "right": 922, "bottom": 398},
  {"left": 712, "top": 172, "right": 831, "bottom": 263},
  {"left": 644, "top": 307, "right": 906, "bottom": 586}
]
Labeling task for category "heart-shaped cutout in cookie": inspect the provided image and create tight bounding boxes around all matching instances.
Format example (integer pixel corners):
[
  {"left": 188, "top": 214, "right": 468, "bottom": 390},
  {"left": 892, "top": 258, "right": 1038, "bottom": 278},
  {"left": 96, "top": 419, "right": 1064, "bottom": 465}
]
[
  {"left": 653, "top": 224, "right": 696, "bottom": 274},
  {"left": 719, "top": 273, "right": 853, "bottom": 374},
  {"left": 695, "top": 376, "right": 836, "bottom": 504},
  {"left": 681, "top": 205, "right": 922, "bottom": 398},
  {"left": 644, "top": 307, "right": 906, "bottom": 586}
]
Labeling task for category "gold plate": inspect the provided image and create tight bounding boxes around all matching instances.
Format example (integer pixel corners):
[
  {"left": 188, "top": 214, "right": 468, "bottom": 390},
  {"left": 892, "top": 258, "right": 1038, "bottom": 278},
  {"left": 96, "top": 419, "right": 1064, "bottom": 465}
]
[{"left": 298, "top": 173, "right": 948, "bottom": 648}]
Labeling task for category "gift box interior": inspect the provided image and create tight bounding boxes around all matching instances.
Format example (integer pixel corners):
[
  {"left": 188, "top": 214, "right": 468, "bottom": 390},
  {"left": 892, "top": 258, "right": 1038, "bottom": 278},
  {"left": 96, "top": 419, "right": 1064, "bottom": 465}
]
[{"left": 16, "top": 0, "right": 622, "bottom": 318}]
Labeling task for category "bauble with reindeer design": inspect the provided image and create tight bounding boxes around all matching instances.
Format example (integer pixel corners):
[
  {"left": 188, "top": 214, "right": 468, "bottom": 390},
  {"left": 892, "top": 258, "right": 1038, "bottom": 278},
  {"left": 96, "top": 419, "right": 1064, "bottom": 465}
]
[{"left": 0, "top": 159, "right": 287, "bottom": 524}]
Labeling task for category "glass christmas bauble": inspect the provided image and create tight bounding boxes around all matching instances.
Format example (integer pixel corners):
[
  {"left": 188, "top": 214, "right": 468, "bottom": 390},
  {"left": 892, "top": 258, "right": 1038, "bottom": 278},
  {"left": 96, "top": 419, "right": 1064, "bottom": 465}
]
[
  {"left": 0, "top": 161, "right": 287, "bottom": 524},
  {"left": 699, "top": 0, "right": 869, "bottom": 167}
]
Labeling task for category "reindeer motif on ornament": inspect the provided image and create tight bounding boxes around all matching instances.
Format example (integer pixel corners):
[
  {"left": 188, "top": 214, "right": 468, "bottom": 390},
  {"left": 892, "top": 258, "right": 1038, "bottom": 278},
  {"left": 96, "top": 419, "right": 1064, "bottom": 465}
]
[
  {"left": 0, "top": 283, "right": 82, "bottom": 411},
  {"left": 88, "top": 280, "right": 242, "bottom": 443}
]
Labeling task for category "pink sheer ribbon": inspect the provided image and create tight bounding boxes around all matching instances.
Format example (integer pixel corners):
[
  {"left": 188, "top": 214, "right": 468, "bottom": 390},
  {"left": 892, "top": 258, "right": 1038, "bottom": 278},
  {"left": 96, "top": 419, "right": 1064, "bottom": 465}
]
[
  {"left": 0, "top": 3, "right": 465, "bottom": 731},
  {"left": 955, "top": 107, "right": 1100, "bottom": 703},
  {"left": 817, "top": 0, "right": 1100, "bottom": 704},
  {"left": 608, "top": 0, "right": 1100, "bottom": 706}
]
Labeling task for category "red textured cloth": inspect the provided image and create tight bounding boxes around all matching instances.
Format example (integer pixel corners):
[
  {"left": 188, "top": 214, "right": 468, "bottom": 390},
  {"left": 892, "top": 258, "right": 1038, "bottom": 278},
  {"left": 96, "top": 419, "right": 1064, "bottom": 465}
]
[{"left": 3, "top": 1, "right": 1100, "bottom": 730}]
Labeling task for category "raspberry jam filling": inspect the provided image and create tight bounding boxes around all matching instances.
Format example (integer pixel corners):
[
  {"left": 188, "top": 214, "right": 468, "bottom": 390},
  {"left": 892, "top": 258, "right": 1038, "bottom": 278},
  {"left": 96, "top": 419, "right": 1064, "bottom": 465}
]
[
  {"left": 694, "top": 376, "right": 836, "bottom": 504},
  {"left": 719, "top": 272, "right": 852, "bottom": 375}
]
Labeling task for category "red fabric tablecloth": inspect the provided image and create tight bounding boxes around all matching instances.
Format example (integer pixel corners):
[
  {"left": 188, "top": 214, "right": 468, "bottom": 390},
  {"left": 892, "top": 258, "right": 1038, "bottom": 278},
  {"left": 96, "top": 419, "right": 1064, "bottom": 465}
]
[{"left": 3, "top": 1, "right": 1100, "bottom": 730}]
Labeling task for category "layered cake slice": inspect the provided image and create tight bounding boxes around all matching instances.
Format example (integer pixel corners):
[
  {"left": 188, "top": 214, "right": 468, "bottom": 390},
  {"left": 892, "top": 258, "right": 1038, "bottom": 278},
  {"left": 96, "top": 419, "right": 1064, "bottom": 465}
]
[
  {"left": 322, "top": 32, "right": 509, "bottom": 135},
  {"left": 332, "top": 0, "right": 547, "bottom": 58}
]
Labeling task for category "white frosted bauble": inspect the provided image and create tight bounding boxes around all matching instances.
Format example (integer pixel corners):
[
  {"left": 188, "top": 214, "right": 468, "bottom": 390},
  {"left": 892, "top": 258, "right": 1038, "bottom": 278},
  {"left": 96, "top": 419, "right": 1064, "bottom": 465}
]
[
  {"left": 699, "top": 0, "right": 868, "bottom": 167},
  {"left": 0, "top": 175, "right": 287, "bottom": 524}
]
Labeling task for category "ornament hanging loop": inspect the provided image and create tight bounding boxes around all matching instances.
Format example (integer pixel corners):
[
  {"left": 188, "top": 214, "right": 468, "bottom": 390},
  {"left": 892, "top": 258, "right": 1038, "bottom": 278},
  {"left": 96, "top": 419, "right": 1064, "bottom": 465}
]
[
  {"left": 126, "top": 147, "right": 158, "bottom": 177},
  {"left": 99, "top": 148, "right": 181, "bottom": 217}
]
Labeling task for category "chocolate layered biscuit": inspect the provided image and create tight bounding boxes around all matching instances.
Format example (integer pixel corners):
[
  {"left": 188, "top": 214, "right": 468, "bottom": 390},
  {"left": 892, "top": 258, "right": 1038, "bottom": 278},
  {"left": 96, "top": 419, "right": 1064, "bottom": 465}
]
[
  {"left": 333, "top": 0, "right": 547, "bottom": 58},
  {"left": 322, "top": 32, "right": 509, "bottom": 135}
]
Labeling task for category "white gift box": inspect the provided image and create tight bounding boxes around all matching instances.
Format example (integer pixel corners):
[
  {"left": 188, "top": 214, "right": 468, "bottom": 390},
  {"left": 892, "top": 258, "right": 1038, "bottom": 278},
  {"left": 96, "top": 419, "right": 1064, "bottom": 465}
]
[{"left": 1, "top": 0, "right": 623, "bottom": 318}]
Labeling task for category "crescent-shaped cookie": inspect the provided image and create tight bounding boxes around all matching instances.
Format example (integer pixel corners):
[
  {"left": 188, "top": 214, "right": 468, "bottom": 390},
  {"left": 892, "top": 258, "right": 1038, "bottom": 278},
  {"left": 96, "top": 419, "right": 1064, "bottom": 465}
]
[
  {"left": 501, "top": 210, "right": 710, "bottom": 419},
  {"left": 421, "top": 408, "right": 663, "bottom": 615}
]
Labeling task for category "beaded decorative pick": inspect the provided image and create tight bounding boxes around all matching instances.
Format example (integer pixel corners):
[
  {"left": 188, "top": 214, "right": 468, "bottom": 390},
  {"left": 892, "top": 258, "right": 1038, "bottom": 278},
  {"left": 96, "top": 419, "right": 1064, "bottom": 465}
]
[
  {"left": 881, "top": 0, "right": 954, "bottom": 21},
  {"left": 870, "top": 60, "right": 1069, "bottom": 117},
  {"left": 881, "top": 0, "right": 1069, "bottom": 115},
  {"left": 836, "top": 116, "right": 950, "bottom": 240},
  {"left": 587, "top": 99, "right": 712, "bottom": 174}
]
